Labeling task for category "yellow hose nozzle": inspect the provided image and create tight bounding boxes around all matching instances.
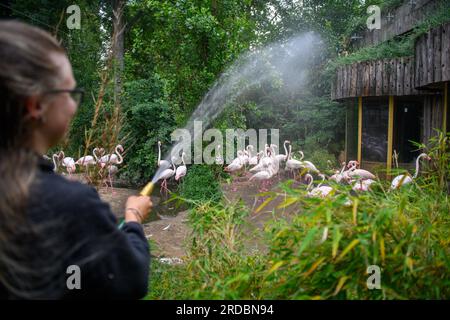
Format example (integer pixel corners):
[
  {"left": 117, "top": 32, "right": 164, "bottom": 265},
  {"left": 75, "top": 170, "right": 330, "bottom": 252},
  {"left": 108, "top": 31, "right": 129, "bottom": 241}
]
[{"left": 140, "top": 182, "right": 155, "bottom": 196}]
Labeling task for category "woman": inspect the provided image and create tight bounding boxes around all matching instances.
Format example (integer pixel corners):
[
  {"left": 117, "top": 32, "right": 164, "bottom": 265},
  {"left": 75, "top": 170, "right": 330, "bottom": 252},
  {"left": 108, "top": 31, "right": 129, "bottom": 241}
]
[{"left": 0, "top": 20, "right": 152, "bottom": 299}]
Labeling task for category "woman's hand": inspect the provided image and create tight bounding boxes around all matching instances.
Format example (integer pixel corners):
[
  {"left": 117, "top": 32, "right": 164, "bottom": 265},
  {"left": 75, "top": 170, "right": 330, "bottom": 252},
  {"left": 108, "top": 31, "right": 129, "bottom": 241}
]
[{"left": 125, "top": 195, "right": 152, "bottom": 223}]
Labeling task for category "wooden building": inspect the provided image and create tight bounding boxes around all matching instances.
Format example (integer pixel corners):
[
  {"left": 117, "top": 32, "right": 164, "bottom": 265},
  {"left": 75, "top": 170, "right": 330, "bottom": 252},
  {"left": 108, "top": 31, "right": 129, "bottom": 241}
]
[{"left": 332, "top": 0, "right": 449, "bottom": 174}]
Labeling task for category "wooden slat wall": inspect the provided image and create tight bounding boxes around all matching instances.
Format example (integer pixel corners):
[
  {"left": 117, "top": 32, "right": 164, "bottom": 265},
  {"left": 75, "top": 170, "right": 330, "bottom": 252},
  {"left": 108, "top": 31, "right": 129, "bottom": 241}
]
[
  {"left": 422, "top": 95, "right": 444, "bottom": 145},
  {"left": 352, "top": 0, "right": 442, "bottom": 49},
  {"left": 331, "top": 57, "right": 419, "bottom": 100},
  {"left": 415, "top": 22, "right": 450, "bottom": 88}
]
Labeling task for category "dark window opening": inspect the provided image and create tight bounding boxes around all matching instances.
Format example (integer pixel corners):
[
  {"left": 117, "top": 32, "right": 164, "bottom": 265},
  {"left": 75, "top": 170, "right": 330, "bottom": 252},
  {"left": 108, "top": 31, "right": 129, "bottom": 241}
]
[
  {"left": 362, "top": 98, "right": 388, "bottom": 163},
  {"left": 346, "top": 100, "right": 358, "bottom": 162},
  {"left": 393, "top": 97, "right": 422, "bottom": 164}
]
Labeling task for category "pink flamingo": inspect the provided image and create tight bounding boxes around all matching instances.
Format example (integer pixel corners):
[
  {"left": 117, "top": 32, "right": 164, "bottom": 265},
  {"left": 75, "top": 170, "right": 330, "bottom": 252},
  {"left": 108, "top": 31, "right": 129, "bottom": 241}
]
[
  {"left": 224, "top": 151, "right": 244, "bottom": 191},
  {"left": 390, "top": 153, "right": 431, "bottom": 190},
  {"left": 99, "top": 144, "right": 124, "bottom": 166},
  {"left": 59, "top": 151, "right": 76, "bottom": 178},
  {"left": 175, "top": 152, "right": 187, "bottom": 181},
  {"left": 157, "top": 157, "right": 176, "bottom": 195}
]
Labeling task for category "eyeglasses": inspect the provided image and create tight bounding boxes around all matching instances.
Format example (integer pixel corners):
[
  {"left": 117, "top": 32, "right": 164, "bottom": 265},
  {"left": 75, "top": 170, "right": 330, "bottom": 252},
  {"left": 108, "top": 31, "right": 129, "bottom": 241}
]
[{"left": 44, "top": 88, "right": 85, "bottom": 106}]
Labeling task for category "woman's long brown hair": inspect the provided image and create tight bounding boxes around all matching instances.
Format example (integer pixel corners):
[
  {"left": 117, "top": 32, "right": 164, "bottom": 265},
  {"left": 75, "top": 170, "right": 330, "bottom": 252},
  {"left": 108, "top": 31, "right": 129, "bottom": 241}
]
[{"left": 0, "top": 20, "right": 67, "bottom": 298}]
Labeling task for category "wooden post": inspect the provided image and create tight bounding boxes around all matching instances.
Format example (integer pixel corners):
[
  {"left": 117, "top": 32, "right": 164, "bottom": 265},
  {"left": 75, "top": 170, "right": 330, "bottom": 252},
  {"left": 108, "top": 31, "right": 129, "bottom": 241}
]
[
  {"left": 345, "top": 105, "right": 348, "bottom": 163},
  {"left": 444, "top": 82, "right": 448, "bottom": 133},
  {"left": 358, "top": 97, "right": 362, "bottom": 164},
  {"left": 387, "top": 96, "right": 395, "bottom": 175}
]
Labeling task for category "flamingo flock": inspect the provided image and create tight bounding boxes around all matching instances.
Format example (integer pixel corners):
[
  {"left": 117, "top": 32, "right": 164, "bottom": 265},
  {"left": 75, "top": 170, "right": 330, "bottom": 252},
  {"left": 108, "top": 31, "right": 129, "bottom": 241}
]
[
  {"left": 49, "top": 144, "right": 124, "bottom": 194},
  {"left": 222, "top": 141, "right": 431, "bottom": 197},
  {"left": 48, "top": 139, "right": 431, "bottom": 200}
]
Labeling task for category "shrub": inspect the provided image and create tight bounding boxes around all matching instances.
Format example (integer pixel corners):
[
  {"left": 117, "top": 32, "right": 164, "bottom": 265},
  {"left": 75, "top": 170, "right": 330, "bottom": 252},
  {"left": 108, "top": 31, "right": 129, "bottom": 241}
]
[{"left": 178, "top": 165, "right": 223, "bottom": 205}]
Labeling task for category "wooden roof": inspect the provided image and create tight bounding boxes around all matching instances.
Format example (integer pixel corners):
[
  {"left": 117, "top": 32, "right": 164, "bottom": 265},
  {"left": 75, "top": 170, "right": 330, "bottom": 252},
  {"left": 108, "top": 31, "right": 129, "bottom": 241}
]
[
  {"left": 331, "top": 57, "right": 420, "bottom": 100},
  {"left": 331, "top": 22, "right": 450, "bottom": 100}
]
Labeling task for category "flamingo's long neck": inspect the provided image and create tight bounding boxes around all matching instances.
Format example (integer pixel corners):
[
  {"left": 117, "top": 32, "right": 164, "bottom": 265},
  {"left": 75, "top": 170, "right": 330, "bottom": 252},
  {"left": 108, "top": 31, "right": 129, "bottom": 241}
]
[
  {"left": 115, "top": 145, "right": 124, "bottom": 164},
  {"left": 318, "top": 174, "right": 325, "bottom": 188},
  {"left": 246, "top": 145, "right": 252, "bottom": 158},
  {"left": 306, "top": 174, "right": 314, "bottom": 191},
  {"left": 299, "top": 151, "right": 304, "bottom": 161},
  {"left": 158, "top": 143, "right": 162, "bottom": 166},
  {"left": 339, "top": 162, "right": 346, "bottom": 175},
  {"left": 181, "top": 153, "right": 186, "bottom": 166},
  {"left": 287, "top": 145, "right": 292, "bottom": 160},
  {"left": 93, "top": 148, "right": 99, "bottom": 162},
  {"left": 413, "top": 154, "right": 425, "bottom": 179},
  {"left": 52, "top": 154, "right": 58, "bottom": 171},
  {"left": 283, "top": 141, "right": 289, "bottom": 158}
]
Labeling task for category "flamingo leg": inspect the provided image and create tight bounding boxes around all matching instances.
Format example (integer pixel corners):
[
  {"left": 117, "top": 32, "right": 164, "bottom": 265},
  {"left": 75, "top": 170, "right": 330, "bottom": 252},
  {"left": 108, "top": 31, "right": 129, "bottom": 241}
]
[
  {"left": 109, "top": 173, "right": 116, "bottom": 196},
  {"left": 164, "top": 179, "right": 170, "bottom": 196},
  {"left": 160, "top": 180, "right": 165, "bottom": 195},
  {"left": 160, "top": 179, "right": 170, "bottom": 196},
  {"left": 85, "top": 165, "right": 93, "bottom": 184}
]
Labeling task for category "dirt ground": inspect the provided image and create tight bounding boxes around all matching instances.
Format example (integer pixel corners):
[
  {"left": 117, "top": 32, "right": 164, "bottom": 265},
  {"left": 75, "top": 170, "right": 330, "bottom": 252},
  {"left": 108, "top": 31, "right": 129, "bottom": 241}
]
[
  {"left": 91, "top": 172, "right": 303, "bottom": 262},
  {"left": 96, "top": 186, "right": 192, "bottom": 260}
]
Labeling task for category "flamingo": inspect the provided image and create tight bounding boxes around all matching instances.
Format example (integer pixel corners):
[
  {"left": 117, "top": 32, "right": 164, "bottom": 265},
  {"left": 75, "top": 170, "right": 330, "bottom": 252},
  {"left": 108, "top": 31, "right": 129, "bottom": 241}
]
[
  {"left": 52, "top": 152, "right": 62, "bottom": 172},
  {"left": 347, "top": 160, "right": 359, "bottom": 169},
  {"left": 285, "top": 145, "right": 303, "bottom": 179},
  {"left": 298, "top": 151, "right": 320, "bottom": 174},
  {"left": 352, "top": 178, "right": 376, "bottom": 192},
  {"left": 390, "top": 153, "right": 431, "bottom": 190},
  {"left": 104, "top": 164, "right": 118, "bottom": 194},
  {"left": 261, "top": 145, "right": 275, "bottom": 169},
  {"left": 248, "top": 147, "right": 260, "bottom": 166},
  {"left": 75, "top": 154, "right": 96, "bottom": 166},
  {"left": 347, "top": 167, "right": 376, "bottom": 180},
  {"left": 329, "top": 162, "right": 347, "bottom": 183},
  {"left": 246, "top": 145, "right": 256, "bottom": 165},
  {"left": 275, "top": 140, "right": 290, "bottom": 164},
  {"left": 157, "top": 156, "right": 176, "bottom": 195},
  {"left": 59, "top": 151, "right": 76, "bottom": 177},
  {"left": 307, "top": 174, "right": 333, "bottom": 198},
  {"left": 250, "top": 164, "right": 275, "bottom": 192},
  {"left": 224, "top": 151, "right": 244, "bottom": 192},
  {"left": 157, "top": 141, "right": 171, "bottom": 170},
  {"left": 175, "top": 152, "right": 187, "bottom": 181},
  {"left": 250, "top": 146, "right": 279, "bottom": 192},
  {"left": 99, "top": 144, "right": 124, "bottom": 166},
  {"left": 92, "top": 147, "right": 104, "bottom": 163},
  {"left": 75, "top": 149, "right": 98, "bottom": 183},
  {"left": 250, "top": 147, "right": 269, "bottom": 173}
]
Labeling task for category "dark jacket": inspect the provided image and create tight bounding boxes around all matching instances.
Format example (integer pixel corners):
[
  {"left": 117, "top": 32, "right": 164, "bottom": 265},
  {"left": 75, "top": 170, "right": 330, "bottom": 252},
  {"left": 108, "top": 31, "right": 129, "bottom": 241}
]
[{"left": 0, "top": 156, "right": 150, "bottom": 299}]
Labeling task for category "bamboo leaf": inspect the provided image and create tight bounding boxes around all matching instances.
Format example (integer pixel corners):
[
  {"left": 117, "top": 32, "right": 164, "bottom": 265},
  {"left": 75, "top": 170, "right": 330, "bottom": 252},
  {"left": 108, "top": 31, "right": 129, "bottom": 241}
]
[
  {"left": 336, "top": 239, "right": 360, "bottom": 262},
  {"left": 333, "top": 276, "right": 349, "bottom": 296},
  {"left": 255, "top": 196, "right": 274, "bottom": 213},
  {"left": 332, "top": 227, "right": 342, "bottom": 259},
  {"left": 267, "top": 261, "right": 284, "bottom": 276},
  {"left": 303, "top": 257, "right": 326, "bottom": 277},
  {"left": 298, "top": 227, "right": 319, "bottom": 256},
  {"left": 277, "top": 197, "right": 299, "bottom": 209},
  {"left": 379, "top": 237, "right": 385, "bottom": 264},
  {"left": 352, "top": 198, "right": 358, "bottom": 225}
]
